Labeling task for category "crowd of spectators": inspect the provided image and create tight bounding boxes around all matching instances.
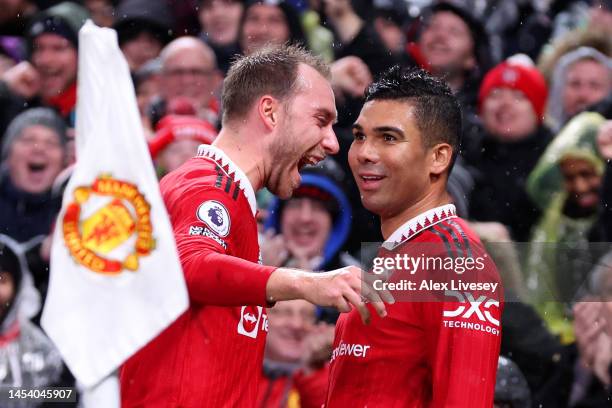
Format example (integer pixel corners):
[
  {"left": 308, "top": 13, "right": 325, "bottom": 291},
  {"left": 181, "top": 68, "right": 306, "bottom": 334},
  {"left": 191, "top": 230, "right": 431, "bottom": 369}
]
[{"left": 1, "top": 0, "right": 612, "bottom": 406}]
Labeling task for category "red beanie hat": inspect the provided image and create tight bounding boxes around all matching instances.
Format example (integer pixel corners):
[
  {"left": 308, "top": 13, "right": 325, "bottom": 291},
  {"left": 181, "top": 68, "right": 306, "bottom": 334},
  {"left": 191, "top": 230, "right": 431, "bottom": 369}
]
[
  {"left": 149, "top": 115, "right": 217, "bottom": 159},
  {"left": 478, "top": 56, "right": 548, "bottom": 122}
]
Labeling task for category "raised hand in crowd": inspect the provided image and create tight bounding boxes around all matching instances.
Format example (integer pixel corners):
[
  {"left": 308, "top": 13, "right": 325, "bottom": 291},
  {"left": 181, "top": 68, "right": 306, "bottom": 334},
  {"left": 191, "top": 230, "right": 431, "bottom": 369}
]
[
  {"left": 301, "top": 323, "right": 335, "bottom": 373},
  {"left": 260, "top": 229, "right": 290, "bottom": 267},
  {"left": 573, "top": 300, "right": 612, "bottom": 385},
  {"left": 596, "top": 120, "right": 612, "bottom": 160},
  {"left": 330, "top": 56, "right": 372, "bottom": 100},
  {"left": 323, "top": 0, "right": 362, "bottom": 43},
  {"left": 2, "top": 61, "right": 41, "bottom": 99},
  {"left": 260, "top": 229, "right": 322, "bottom": 270}
]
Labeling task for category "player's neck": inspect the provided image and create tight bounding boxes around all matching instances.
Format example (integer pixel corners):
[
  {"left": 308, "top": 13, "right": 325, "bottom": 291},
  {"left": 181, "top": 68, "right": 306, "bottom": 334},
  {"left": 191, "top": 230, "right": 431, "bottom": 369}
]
[
  {"left": 212, "top": 129, "right": 266, "bottom": 192},
  {"left": 380, "top": 191, "right": 452, "bottom": 240}
]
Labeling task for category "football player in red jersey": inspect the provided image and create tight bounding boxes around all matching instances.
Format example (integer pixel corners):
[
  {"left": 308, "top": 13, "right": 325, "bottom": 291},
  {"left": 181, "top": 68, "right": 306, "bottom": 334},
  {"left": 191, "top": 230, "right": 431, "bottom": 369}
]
[
  {"left": 325, "top": 66, "right": 503, "bottom": 407},
  {"left": 120, "top": 45, "right": 392, "bottom": 407}
]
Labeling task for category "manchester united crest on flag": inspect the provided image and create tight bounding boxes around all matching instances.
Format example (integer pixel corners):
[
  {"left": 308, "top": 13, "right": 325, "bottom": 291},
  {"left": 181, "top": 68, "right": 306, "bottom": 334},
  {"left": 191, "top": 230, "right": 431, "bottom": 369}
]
[
  {"left": 41, "top": 21, "right": 188, "bottom": 395},
  {"left": 62, "top": 175, "right": 155, "bottom": 274}
]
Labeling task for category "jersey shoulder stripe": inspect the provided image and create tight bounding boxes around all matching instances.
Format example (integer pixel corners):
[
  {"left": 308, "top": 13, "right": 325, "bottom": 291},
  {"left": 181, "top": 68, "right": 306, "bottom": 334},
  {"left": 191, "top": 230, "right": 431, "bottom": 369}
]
[
  {"left": 209, "top": 162, "right": 241, "bottom": 202},
  {"left": 436, "top": 223, "right": 465, "bottom": 258},
  {"left": 446, "top": 219, "right": 474, "bottom": 258},
  {"left": 214, "top": 165, "right": 223, "bottom": 188},
  {"left": 429, "top": 225, "right": 455, "bottom": 258},
  {"left": 430, "top": 224, "right": 469, "bottom": 259}
]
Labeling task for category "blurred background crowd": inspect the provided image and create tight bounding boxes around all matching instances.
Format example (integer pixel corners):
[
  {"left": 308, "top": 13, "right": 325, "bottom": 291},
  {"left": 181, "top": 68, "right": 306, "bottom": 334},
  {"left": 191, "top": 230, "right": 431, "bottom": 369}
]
[{"left": 0, "top": 0, "right": 612, "bottom": 406}]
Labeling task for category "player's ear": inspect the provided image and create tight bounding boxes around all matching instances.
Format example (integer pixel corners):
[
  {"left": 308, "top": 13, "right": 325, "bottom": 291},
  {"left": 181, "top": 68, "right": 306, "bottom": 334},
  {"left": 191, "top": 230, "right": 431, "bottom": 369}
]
[
  {"left": 429, "top": 143, "right": 453, "bottom": 176},
  {"left": 258, "top": 95, "right": 280, "bottom": 130}
]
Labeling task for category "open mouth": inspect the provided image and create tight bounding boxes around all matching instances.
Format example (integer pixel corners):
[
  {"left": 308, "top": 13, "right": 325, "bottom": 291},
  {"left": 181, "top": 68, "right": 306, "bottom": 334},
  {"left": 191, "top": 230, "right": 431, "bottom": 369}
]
[
  {"left": 576, "top": 192, "right": 599, "bottom": 208},
  {"left": 494, "top": 111, "right": 514, "bottom": 126},
  {"left": 357, "top": 173, "right": 386, "bottom": 191},
  {"left": 291, "top": 226, "right": 318, "bottom": 243},
  {"left": 40, "top": 68, "right": 63, "bottom": 82},
  {"left": 27, "top": 162, "right": 47, "bottom": 173},
  {"left": 427, "top": 42, "right": 450, "bottom": 54},
  {"left": 298, "top": 154, "right": 323, "bottom": 170},
  {"left": 360, "top": 175, "right": 385, "bottom": 182}
]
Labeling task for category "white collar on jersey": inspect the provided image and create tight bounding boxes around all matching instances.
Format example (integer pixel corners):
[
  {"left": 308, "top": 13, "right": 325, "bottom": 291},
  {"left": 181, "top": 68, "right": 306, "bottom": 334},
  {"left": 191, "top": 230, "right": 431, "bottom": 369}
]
[
  {"left": 383, "top": 203, "right": 457, "bottom": 250},
  {"left": 196, "top": 144, "right": 257, "bottom": 216}
]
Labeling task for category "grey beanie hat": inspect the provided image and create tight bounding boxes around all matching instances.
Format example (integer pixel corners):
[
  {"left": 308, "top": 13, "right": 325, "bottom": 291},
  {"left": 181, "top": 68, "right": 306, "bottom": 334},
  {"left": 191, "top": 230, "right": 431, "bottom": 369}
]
[{"left": 1, "top": 108, "right": 67, "bottom": 161}]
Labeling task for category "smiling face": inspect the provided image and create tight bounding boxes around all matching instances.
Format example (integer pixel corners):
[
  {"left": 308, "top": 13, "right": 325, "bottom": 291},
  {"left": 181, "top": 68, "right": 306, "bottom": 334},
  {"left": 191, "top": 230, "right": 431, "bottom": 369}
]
[
  {"left": 481, "top": 87, "right": 538, "bottom": 141},
  {"left": 559, "top": 157, "right": 602, "bottom": 211},
  {"left": 281, "top": 197, "right": 332, "bottom": 259},
  {"left": 562, "top": 59, "right": 611, "bottom": 118},
  {"left": 265, "top": 64, "right": 339, "bottom": 199},
  {"left": 7, "top": 125, "right": 65, "bottom": 194},
  {"left": 31, "top": 33, "right": 78, "bottom": 100},
  {"left": 266, "top": 299, "right": 317, "bottom": 362},
  {"left": 419, "top": 11, "right": 475, "bottom": 75},
  {"left": 349, "top": 100, "right": 432, "bottom": 218}
]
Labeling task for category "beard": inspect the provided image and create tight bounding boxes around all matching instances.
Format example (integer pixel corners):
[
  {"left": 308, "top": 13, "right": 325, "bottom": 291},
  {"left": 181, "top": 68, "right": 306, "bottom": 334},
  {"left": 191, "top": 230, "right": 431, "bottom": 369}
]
[{"left": 266, "top": 118, "right": 304, "bottom": 199}]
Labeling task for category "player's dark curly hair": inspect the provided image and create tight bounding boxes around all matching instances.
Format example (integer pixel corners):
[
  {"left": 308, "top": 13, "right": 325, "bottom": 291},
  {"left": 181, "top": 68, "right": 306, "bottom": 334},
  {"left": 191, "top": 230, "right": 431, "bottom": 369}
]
[{"left": 365, "top": 66, "right": 462, "bottom": 167}]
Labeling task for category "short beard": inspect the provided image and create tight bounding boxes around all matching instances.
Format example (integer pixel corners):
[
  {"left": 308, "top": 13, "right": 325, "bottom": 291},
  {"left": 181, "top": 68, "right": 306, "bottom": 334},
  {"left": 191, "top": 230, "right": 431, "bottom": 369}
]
[{"left": 266, "top": 113, "right": 302, "bottom": 198}]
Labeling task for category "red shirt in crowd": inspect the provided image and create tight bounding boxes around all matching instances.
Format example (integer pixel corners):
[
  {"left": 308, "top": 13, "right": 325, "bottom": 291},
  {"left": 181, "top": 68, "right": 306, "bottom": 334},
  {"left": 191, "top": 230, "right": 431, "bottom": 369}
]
[
  {"left": 120, "top": 145, "right": 277, "bottom": 407},
  {"left": 325, "top": 204, "right": 503, "bottom": 407},
  {"left": 257, "top": 364, "right": 329, "bottom": 408}
]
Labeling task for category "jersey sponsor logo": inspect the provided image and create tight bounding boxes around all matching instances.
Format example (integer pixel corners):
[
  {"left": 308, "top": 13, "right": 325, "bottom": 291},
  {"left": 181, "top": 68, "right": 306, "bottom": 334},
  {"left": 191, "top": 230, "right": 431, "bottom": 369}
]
[
  {"left": 443, "top": 291, "right": 500, "bottom": 326},
  {"left": 188, "top": 225, "right": 227, "bottom": 249},
  {"left": 237, "top": 306, "right": 269, "bottom": 338},
  {"left": 330, "top": 341, "right": 371, "bottom": 362},
  {"left": 197, "top": 200, "right": 230, "bottom": 237},
  {"left": 442, "top": 290, "right": 500, "bottom": 335}
]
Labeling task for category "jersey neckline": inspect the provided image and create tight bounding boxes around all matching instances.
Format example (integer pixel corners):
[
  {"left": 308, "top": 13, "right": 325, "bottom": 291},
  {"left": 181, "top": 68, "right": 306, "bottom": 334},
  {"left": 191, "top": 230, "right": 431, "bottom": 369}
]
[
  {"left": 383, "top": 203, "right": 457, "bottom": 250},
  {"left": 196, "top": 144, "right": 257, "bottom": 216}
]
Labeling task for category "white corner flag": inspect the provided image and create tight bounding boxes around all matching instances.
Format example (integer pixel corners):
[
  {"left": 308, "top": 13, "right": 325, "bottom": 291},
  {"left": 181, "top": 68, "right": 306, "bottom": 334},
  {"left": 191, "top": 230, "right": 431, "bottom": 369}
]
[{"left": 41, "top": 20, "right": 189, "bottom": 394}]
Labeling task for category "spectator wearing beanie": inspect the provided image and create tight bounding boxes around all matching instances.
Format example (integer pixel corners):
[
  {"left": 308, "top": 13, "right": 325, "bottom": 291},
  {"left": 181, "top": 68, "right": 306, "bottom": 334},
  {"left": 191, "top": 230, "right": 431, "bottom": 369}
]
[
  {"left": 113, "top": 0, "right": 175, "bottom": 72},
  {"left": 149, "top": 114, "right": 217, "bottom": 177},
  {"left": 262, "top": 158, "right": 358, "bottom": 274},
  {"left": 26, "top": 2, "right": 87, "bottom": 114},
  {"left": 262, "top": 158, "right": 359, "bottom": 324},
  {"left": 0, "top": 2, "right": 88, "bottom": 134},
  {"left": 464, "top": 55, "right": 552, "bottom": 241},
  {"left": 0, "top": 108, "right": 66, "bottom": 244}
]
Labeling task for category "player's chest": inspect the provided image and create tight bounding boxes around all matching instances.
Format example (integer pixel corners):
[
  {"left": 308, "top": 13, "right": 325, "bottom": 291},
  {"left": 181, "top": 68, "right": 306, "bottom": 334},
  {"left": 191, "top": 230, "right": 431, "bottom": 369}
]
[{"left": 333, "top": 305, "right": 430, "bottom": 364}]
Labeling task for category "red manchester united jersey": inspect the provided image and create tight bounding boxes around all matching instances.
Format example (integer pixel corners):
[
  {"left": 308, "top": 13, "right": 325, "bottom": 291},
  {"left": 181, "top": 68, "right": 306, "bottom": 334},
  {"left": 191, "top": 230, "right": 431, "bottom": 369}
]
[
  {"left": 325, "top": 204, "right": 503, "bottom": 407},
  {"left": 120, "top": 145, "right": 277, "bottom": 407}
]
